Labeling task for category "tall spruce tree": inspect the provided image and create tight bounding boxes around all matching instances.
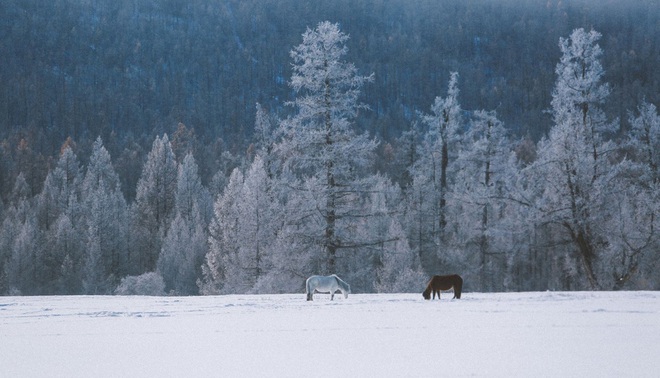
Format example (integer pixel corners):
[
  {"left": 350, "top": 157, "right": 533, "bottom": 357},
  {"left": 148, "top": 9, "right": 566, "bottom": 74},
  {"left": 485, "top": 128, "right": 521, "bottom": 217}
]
[
  {"left": 405, "top": 73, "right": 462, "bottom": 274},
  {"left": 158, "top": 153, "right": 209, "bottom": 294},
  {"left": 453, "top": 110, "right": 518, "bottom": 291},
  {"left": 275, "top": 21, "right": 376, "bottom": 275},
  {"left": 81, "top": 138, "right": 128, "bottom": 293},
  {"left": 133, "top": 134, "right": 178, "bottom": 273},
  {"left": 534, "top": 29, "right": 614, "bottom": 289}
]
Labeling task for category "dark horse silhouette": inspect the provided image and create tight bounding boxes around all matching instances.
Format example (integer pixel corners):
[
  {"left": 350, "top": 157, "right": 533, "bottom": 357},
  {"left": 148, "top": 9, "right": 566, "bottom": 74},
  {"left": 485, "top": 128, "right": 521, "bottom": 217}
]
[{"left": 422, "top": 274, "right": 463, "bottom": 300}]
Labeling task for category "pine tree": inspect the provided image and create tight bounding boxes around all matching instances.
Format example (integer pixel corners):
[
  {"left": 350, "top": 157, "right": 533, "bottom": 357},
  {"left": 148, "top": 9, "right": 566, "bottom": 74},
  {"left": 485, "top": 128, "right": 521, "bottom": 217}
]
[
  {"left": 35, "top": 146, "right": 83, "bottom": 293},
  {"left": 159, "top": 209, "right": 206, "bottom": 295},
  {"left": 173, "top": 153, "right": 212, "bottom": 224},
  {"left": 51, "top": 214, "right": 83, "bottom": 294},
  {"left": 405, "top": 73, "right": 463, "bottom": 273},
  {"left": 0, "top": 174, "right": 32, "bottom": 294},
  {"left": 253, "top": 103, "right": 278, "bottom": 181},
  {"left": 421, "top": 72, "right": 461, "bottom": 235},
  {"left": 534, "top": 28, "right": 614, "bottom": 289},
  {"left": 83, "top": 212, "right": 104, "bottom": 294},
  {"left": 133, "top": 134, "right": 178, "bottom": 273},
  {"left": 234, "top": 156, "right": 277, "bottom": 292},
  {"left": 275, "top": 21, "right": 377, "bottom": 274},
  {"left": 158, "top": 153, "right": 209, "bottom": 294},
  {"left": 453, "top": 110, "right": 518, "bottom": 291},
  {"left": 628, "top": 101, "right": 660, "bottom": 184},
  {"left": 350, "top": 175, "right": 424, "bottom": 292},
  {"left": 200, "top": 168, "right": 243, "bottom": 294},
  {"left": 375, "top": 219, "right": 425, "bottom": 293},
  {"left": 601, "top": 101, "right": 660, "bottom": 289},
  {"left": 81, "top": 137, "right": 128, "bottom": 292}
]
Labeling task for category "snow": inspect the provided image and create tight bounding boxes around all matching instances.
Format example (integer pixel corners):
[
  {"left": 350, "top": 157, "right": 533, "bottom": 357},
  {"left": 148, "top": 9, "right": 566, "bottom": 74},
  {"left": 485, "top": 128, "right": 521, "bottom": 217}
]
[{"left": 1, "top": 291, "right": 659, "bottom": 377}]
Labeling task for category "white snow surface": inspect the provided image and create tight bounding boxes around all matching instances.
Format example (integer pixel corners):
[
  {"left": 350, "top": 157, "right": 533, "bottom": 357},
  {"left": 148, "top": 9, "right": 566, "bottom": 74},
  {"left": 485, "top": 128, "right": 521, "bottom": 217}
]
[{"left": 1, "top": 291, "right": 659, "bottom": 377}]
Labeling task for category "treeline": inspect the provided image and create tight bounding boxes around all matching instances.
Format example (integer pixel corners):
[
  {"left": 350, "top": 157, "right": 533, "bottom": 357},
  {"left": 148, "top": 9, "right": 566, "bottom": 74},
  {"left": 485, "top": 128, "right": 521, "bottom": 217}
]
[
  {"left": 0, "top": 21, "right": 658, "bottom": 295},
  {"left": 1, "top": 0, "right": 659, "bottom": 205}
]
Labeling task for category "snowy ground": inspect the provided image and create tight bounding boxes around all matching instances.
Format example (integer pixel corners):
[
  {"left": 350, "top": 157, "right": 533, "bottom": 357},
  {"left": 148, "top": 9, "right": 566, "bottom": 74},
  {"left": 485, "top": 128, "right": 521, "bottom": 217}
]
[{"left": 1, "top": 291, "right": 659, "bottom": 377}]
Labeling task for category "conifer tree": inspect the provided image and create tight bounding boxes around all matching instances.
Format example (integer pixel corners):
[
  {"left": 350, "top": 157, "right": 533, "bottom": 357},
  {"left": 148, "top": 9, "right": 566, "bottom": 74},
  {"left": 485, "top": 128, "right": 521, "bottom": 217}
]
[
  {"left": 534, "top": 29, "right": 614, "bottom": 289},
  {"left": 81, "top": 138, "right": 128, "bottom": 293},
  {"left": 453, "top": 110, "right": 517, "bottom": 291},
  {"left": 275, "top": 21, "right": 376, "bottom": 274},
  {"left": 133, "top": 134, "right": 178, "bottom": 273},
  {"left": 405, "top": 73, "right": 462, "bottom": 273},
  {"left": 158, "top": 153, "right": 209, "bottom": 294}
]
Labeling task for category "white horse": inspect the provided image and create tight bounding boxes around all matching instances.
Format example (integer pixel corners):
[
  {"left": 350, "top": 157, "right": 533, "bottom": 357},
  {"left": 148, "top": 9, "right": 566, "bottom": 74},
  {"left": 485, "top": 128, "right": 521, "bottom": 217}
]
[{"left": 305, "top": 274, "right": 351, "bottom": 301}]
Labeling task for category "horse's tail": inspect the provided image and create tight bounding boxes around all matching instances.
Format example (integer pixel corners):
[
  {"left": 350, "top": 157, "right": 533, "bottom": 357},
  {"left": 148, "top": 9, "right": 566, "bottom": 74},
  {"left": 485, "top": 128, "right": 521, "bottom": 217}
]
[
  {"left": 305, "top": 277, "right": 313, "bottom": 301},
  {"left": 454, "top": 275, "right": 463, "bottom": 299}
]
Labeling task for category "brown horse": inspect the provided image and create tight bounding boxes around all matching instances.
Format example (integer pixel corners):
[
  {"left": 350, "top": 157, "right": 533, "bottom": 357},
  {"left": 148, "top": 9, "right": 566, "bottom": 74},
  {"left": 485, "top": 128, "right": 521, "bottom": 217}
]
[{"left": 422, "top": 274, "right": 463, "bottom": 300}]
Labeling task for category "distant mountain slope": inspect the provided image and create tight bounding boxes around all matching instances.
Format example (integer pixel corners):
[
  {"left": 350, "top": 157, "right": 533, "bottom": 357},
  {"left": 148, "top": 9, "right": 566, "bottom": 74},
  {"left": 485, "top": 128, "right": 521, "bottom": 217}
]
[{"left": 1, "top": 0, "right": 658, "bottom": 147}]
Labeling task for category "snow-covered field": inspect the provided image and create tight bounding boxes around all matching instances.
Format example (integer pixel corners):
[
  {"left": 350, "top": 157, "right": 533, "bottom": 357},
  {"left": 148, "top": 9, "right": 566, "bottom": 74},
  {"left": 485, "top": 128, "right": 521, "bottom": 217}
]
[{"left": 1, "top": 291, "right": 659, "bottom": 377}]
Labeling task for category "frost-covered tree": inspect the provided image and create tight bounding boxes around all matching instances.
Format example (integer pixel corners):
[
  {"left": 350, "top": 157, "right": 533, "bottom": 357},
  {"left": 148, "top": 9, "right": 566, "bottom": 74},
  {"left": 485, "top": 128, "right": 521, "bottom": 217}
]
[
  {"left": 393, "top": 121, "right": 422, "bottom": 188},
  {"left": 201, "top": 156, "right": 280, "bottom": 294},
  {"left": 50, "top": 214, "right": 83, "bottom": 294},
  {"left": 158, "top": 153, "right": 209, "bottom": 295},
  {"left": 173, "top": 153, "right": 212, "bottom": 225},
  {"left": 421, "top": 72, "right": 461, "bottom": 234},
  {"left": 83, "top": 218, "right": 104, "bottom": 294},
  {"left": 375, "top": 219, "right": 425, "bottom": 293},
  {"left": 275, "top": 21, "right": 376, "bottom": 274},
  {"left": 0, "top": 215, "right": 15, "bottom": 294},
  {"left": 453, "top": 110, "right": 518, "bottom": 291},
  {"left": 252, "top": 103, "right": 279, "bottom": 180},
  {"left": 34, "top": 147, "right": 84, "bottom": 293},
  {"left": 133, "top": 134, "right": 178, "bottom": 273},
  {"left": 234, "top": 156, "right": 279, "bottom": 291},
  {"left": 0, "top": 174, "right": 32, "bottom": 294},
  {"left": 81, "top": 138, "right": 128, "bottom": 293},
  {"left": 600, "top": 101, "right": 660, "bottom": 289},
  {"left": 36, "top": 147, "right": 82, "bottom": 232},
  {"left": 348, "top": 175, "right": 425, "bottom": 293},
  {"left": 534, "top": 28, "right": 614, "bottom": 289},
  {"left": 628, "top": 101, "right": 660, "bottom": 184},
  {"left": 82, "top": 138, "right": 122, "bottom": 195},
  {"left": 159, "top": 209, "right": 206, "bottom": 295},
  {"left": 114, "top": 272, "right": 166, "bottom": 296},
  {"left": 200, "top": 168, "right": 243, "bottom": 294},
  {"left": 260, "top": 175, "right": 320, "bottom": 293},
  {"left": 405, "top": 73, "right": 462, "bottom": 273},
  {"left": 8, "top": 216, "right": 42, "bottom": 294}
]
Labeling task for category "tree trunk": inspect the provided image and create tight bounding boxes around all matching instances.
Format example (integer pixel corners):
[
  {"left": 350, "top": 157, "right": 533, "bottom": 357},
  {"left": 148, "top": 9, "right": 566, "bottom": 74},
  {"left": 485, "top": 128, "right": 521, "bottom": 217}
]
[
  {"left": 324, "top": 72, "right": 337, "bottom": 273},
  {"left": 439, "top": 134, "right": 448, "bottom": 233},
  {"left": 571, "top": 227, "right": 601, "bottom": 290}
]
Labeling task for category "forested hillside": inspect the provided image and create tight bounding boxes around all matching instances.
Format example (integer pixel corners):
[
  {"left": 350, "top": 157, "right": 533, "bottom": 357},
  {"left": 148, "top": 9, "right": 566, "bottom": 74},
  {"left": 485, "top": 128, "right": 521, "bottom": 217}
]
[
  {"left": 0, "top": 1, "right": 658, "bottom": 295},
  {"left": 2, "top": 0, "right": 659, "bottom": 195}
]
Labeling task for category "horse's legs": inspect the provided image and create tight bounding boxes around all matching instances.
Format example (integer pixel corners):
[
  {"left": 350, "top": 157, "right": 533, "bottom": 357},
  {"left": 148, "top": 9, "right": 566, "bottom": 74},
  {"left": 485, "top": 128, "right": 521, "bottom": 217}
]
[
  {"left": 307, "top": 292, "right": 313, "bottom": 301},
  {"left": 330, "top": 291, "right": 334, "bottom": 301}
]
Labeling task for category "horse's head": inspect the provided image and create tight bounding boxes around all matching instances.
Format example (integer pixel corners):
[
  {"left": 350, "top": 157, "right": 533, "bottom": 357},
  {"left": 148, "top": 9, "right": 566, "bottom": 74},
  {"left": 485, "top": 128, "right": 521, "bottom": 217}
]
[
  {"left": 422, "top": 289, "right": 431, "bottom": 300},
  {"left": 343, "top": 284, "right": 350, "bottom": 298}
]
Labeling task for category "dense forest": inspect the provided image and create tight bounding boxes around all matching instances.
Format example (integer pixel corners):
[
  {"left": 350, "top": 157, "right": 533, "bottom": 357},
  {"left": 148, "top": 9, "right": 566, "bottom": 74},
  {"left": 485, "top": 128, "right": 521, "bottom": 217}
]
[{"left": 0, "top": 0, "right": 658, "bottom": 295}]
